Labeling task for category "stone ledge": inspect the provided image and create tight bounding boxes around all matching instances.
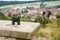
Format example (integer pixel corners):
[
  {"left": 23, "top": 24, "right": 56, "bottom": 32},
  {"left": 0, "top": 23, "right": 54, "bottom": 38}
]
[{"left": 0, "top": 20, "right": 40, "bottom": 39}]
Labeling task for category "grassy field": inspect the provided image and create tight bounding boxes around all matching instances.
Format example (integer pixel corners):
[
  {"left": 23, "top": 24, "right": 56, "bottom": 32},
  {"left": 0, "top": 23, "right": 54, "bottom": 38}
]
[{"left": 36, "top": 12, "right": 60, "bottom": 40}]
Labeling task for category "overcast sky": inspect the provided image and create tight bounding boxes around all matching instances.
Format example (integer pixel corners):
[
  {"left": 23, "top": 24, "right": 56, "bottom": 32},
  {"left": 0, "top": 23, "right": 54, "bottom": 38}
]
[{"left": 0, "top": 0, "right": 37, "bottom": 1}]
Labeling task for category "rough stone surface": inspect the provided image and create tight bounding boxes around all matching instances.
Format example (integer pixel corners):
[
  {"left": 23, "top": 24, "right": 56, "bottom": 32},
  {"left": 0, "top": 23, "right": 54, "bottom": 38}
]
[{"left": 0, "top": 20, "right": 40, "bottom": 39}]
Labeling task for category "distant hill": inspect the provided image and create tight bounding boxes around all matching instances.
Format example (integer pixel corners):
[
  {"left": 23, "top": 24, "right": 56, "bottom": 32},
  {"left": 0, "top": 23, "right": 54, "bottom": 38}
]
[
  {"left": 38, "top": 0, "right": 60, "bottom": 1},
  {"left": 0, "top": 1, "right": 39, "bottom": 6},
  {"left": 0, "top": 0, "right": 60, "bottom": 6}
]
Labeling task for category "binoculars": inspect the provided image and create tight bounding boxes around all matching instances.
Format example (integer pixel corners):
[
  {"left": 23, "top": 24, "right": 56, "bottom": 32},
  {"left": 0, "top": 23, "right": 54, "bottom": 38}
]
[{"left": 12, "top": 15, "right": 20, "bottom": 25}]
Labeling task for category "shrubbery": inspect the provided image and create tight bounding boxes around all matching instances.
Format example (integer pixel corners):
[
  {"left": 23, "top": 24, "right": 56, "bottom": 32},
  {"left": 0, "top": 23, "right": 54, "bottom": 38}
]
[
  {"left": 0, "top": 12, "right": 8, "bottom": 20},
  {"left": 22, "top": 9, "right": 28, "bottom": 14},
  {"left": 56, "top": 12, "right": 60, "bottom": 18},
  {"left": 35, "top": 15, "right": 51, "bottom": 26},
  {"left": 0, "top": 12, "right": 4, "bottom": 17}
]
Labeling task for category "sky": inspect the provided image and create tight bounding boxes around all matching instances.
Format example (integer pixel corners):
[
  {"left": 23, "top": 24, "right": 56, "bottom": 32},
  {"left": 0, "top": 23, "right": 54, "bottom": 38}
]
[{"left": 0, "top": 0, "right": 37, "bottom": 1}]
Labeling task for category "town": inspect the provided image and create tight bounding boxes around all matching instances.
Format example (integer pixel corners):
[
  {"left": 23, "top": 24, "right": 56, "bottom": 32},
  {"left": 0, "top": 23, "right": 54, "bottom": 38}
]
[{"left": 0, "top": 1, "right": 60, "bottom": 40}]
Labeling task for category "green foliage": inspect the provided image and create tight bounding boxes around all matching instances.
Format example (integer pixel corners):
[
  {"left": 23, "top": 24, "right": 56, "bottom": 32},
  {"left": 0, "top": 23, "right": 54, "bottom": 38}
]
[
  {"left": 40, "top": 2, "right": 44, "bottom": 8},
  {"left": 0, "top": 12, "right": 12, "bottom": 20},
  {"left": 56, "top": 5, "right": 60, "bottom": 8},
  {"left": 37, "top": 28, "right": 45, "bottom": 37},
  {"left": 57, "top": 18, "right": 60, "bottom": 27},
  {"left": 20, "top": 17, "right": 25, "bottom": 21},
  {"left": 46, "top": 23, "right": 57, "bottom": 28},
  {"left": 20, "top": 17, "right": 31, "bottom": 22},
  {"left": 0, "top": 12, "right": 4, "bottom": 17},
  {"left": 35, "top": 15, "right": 51, "bottom": 26},
  {"left": 56, "top": 12, "right": 60, "bottom": 24},
  {"left": 0, "top": 17, "right": 8, "bottom": 20},
  {"left": 0, "top": 12, "right": 8, "bottom": 20},
  {"left": 22, "top": 9, "right": 28, "bottom": 14},
  {"left": 26, "top": 7, "right": 34, "bottom": 10},
  {"left": 57, "top": 12, "right": 60, "bottom": 18},
  {"left": 35, "top": 15, "right": 43, "bottom": 23}
]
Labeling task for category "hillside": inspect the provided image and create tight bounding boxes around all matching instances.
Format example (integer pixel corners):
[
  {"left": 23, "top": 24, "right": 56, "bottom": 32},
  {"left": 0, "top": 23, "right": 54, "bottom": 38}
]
[
  {"left": 0, "top": 1, "right": 39, "bottom": 6},
  {"left": 0, "top": 0, "right": 60, "bottom": 6}
]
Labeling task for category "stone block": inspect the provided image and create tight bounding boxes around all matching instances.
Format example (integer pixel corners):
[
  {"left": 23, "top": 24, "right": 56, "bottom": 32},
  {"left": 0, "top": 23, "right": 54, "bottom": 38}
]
[{"left": 0, "top": 20, "right": 40, "bottom": 40}]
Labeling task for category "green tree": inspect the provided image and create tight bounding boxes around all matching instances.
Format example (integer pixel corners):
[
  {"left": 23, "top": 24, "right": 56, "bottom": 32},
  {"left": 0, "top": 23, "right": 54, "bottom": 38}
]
[
  {"left": 0, "top": 12, "right": 4, "bottom": 17},
  {"left": 22, "top": 9, "right": 28, "bottom": 14}
]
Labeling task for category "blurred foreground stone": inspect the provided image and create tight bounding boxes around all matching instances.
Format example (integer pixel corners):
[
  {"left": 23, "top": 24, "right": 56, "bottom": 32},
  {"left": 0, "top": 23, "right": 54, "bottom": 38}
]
[{"left": 0, "top": 20, "right": 40, "bottom": 40}]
